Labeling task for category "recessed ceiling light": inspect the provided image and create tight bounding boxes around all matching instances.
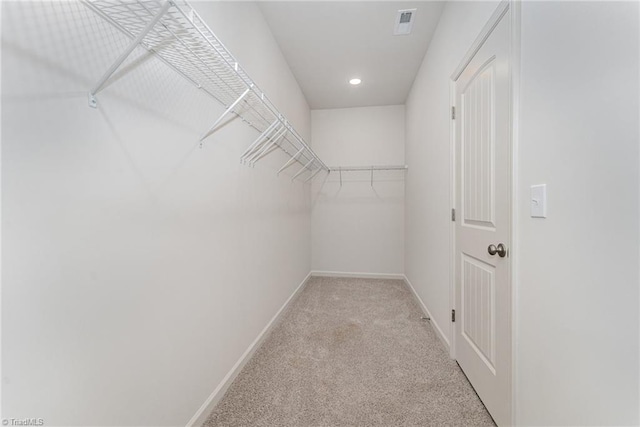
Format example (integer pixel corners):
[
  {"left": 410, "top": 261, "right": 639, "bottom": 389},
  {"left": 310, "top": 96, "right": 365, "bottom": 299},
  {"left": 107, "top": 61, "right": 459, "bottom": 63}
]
[{"left": 349, "top": 78, "right": 362, "bottom": 85}]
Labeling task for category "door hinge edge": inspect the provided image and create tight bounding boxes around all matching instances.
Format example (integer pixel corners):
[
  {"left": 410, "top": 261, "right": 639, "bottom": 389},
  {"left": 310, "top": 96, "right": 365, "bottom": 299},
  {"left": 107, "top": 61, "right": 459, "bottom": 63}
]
[
  {"left": 451, "top": 106, "right": 456, "bottom": 120},
  {"left": 451, "top": 208, "right": 456, "bottom": 221},
  {"left": 451, "top": 309, "right": 456, "bottom": 322}
]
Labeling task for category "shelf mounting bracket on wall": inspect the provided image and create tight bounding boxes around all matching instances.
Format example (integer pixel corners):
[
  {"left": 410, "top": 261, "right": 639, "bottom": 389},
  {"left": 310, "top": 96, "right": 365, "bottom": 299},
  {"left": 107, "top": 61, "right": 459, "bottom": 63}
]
[
  {"left": 240, "top": 120, "right": 280, "bottom": 163},
  {"left": 242, "top": 124, "right": 284, "bottom": 165},
  {"left": 304, "top": 167, "right": 322, "bottom": 183},
  {"left": 88, "top": 0, "right": 171, "bottom": 108},
  {"left": 199, "top": 85, "right": 253, "bottom": 142},
  {"left": 277, "top": 148, "right": 304, "bottom": 176},
  {"left": 292, "top": 159, "right": 315, "bottom": 181},
  {"left": 247, "top": 127, "right": 287, "bottom": 166}
]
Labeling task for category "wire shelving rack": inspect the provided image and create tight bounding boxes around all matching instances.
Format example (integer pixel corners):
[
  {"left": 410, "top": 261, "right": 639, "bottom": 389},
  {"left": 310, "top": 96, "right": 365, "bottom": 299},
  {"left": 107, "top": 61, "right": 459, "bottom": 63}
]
[
  {"left": 83, "top": 0, "right": 329, "bottom": 180},
  {"left": 328, "top": 165, "right": 409, "bottom": 187}
]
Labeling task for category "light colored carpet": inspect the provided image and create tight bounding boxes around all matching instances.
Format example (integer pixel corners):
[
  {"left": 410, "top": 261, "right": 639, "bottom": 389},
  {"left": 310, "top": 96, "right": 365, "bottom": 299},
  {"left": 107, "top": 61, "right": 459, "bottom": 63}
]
[{"left": 204, "top": 277, "right": 495, "bottom": 426}]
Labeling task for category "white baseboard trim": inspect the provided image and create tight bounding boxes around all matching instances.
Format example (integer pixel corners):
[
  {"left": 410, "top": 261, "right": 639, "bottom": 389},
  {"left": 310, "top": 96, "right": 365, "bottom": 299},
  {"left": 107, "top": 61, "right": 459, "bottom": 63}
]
[
  {"left": 185, "top": 272, "right": 312, "bottom": 427},
  {"left": 403, "top": 274, "right": 451, "bottom": 351},
  {"left": 310, "top": 270, "right": 405, "bottom": 280}
]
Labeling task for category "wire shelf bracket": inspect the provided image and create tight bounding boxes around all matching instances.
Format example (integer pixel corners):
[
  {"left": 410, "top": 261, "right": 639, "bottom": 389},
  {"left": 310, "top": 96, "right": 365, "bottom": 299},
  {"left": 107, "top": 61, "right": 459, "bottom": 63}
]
[
  {"left": 304, "top": 167, "right": 323, "bottom": 183},
  {"left": 240, "top": 120, "right": 280, "bottom": 163},
  {"left": 241, "top": 123, "right": 285, "bottom": 165},
  {"left": 199, "top": 85, "right": 253, "bottom": 143},
  {"left": 84, "top": 0, "right": 329, "bottom": 181},
  {"left": 88, "top": 0, "right": 172, "bottom": 108},
  {"left": 247, "top": 127, "right": 287, "bottom": 166},
  {"left": 292, "top": 159, "right": 315, "bottom": 181},
  {"left": 277, "top": 148, "right": 304, "bottom": 176}
]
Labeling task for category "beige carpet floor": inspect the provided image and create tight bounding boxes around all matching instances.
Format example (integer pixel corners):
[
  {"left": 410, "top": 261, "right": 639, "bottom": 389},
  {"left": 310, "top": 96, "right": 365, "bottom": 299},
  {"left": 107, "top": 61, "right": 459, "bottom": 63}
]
[{"left": 204, "top": 277, "right": 495, "bottom": 426}]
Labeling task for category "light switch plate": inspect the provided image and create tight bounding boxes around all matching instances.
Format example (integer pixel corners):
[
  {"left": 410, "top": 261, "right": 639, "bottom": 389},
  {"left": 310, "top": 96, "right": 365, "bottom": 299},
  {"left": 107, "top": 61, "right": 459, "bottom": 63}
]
[{"left": 530, "top": 184, "right": 547, "bottom": 218}]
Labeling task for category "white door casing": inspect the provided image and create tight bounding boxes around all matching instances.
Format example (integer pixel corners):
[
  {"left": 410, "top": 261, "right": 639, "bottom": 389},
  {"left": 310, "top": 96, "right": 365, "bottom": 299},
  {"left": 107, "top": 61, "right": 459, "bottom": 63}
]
[{"left": 453, "top": 4, "right": 512, "bottom": 426}]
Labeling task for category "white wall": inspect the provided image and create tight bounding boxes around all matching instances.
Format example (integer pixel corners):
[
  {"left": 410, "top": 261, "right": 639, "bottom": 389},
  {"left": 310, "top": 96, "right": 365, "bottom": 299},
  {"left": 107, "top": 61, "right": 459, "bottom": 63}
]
[
  {"left": 406, "top": 0, "right": 640, "bottom": 425},
  {"left": 516, "top": 2, "right": 639, "bottom": 425},
  {"left": 405, "top": 0, "right": 500, "bottom": 346},
  {"left": 1, "top": 2, "right": 312, "bottom": 425},
  {"left": 311, "top": 105, "right": 405, "bottom": 276}
]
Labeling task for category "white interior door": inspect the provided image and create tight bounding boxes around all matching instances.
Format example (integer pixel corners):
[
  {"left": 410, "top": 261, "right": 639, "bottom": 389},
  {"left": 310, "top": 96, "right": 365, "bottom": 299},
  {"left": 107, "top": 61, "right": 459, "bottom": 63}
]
[{"left": 454, "top": 7, "right": 512, "bottom": 426}]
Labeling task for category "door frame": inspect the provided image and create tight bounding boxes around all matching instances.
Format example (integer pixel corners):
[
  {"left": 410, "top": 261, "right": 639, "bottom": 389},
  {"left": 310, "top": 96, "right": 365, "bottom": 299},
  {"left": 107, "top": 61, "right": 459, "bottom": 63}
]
[{"left": 448, "top": 1, "right": 520, "bottom": 424}]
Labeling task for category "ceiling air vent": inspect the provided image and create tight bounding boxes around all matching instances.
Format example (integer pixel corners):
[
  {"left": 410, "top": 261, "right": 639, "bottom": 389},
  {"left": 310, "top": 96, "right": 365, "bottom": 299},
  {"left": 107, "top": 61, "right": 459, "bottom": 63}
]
[{"left": 394, "top": 9, "right": 416, "bottom": 35}]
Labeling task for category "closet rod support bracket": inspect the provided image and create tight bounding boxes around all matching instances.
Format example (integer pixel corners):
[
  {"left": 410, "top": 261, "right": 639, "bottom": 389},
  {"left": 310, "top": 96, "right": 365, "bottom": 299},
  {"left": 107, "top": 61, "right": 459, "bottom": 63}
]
[
  {"left": 200, "top": 85, "right": 253, "bottom": 142},
  {"left": 292, "top": 159, "right": 314, "bottom": 181},
  {"left": 305, "top": 167, "right": 322, "bottom": 183},
  {"left": 241, "top": 120, "right": 280, "bottom": 163},
  {"left": 249, "top": 127, "right": 287, "bottom": 166},
  {"left": 277, "top": 147, "right": 304, "bottom": 176}
]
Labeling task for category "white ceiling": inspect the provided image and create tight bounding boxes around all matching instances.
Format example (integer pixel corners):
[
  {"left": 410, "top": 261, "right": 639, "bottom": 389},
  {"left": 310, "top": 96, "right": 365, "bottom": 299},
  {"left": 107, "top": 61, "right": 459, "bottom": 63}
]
[{"left": 259, "top": 1, "right": 445, "bottom": 110}]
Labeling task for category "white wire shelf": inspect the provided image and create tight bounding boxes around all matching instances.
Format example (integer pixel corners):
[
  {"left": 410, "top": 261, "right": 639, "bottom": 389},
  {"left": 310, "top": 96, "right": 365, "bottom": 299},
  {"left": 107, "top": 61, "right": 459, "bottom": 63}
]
[
  {"left": 83, "top": 0, "right": 328, "bottom": 180},
  {"left": 328, "top": 165, "right": 408, "bottom": 186},
  {"left": 329, "top": 165, "right": 409, "bottom": 172}
]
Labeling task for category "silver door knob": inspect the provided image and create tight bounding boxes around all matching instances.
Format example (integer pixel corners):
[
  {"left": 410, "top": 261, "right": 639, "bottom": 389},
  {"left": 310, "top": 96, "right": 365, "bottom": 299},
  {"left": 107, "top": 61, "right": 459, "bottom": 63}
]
[{"left": 488, "top": 243, "right": 507, "bottom": 258}]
